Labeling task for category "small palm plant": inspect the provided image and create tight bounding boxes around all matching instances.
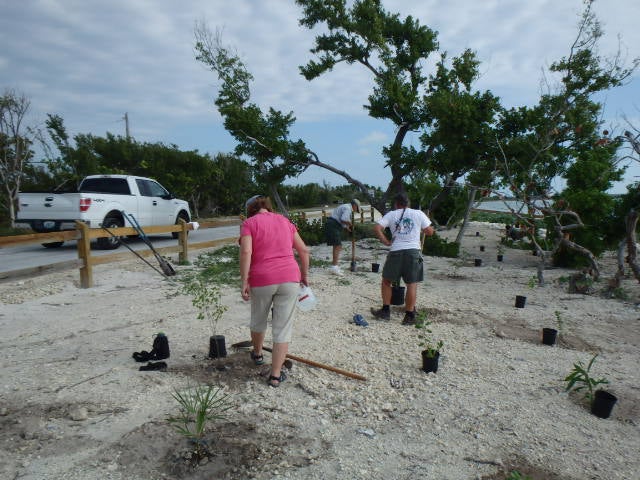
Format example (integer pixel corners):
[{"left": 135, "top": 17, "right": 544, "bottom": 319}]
[
  {"left": 565, "top": 354, "right": 609, "bottom": 406},
  {"left": 167, "top": 385, "right": 232, "bottom": 460}
]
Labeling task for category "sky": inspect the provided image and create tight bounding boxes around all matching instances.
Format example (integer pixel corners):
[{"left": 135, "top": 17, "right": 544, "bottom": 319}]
[{"left": 1, "top": 0, "right": 639, "bottom": 194}]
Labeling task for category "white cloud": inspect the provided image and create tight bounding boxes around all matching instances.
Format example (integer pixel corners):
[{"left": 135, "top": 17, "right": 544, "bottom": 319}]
[{"left": 358, "top": 130, "right": 389, "bottom": 146}]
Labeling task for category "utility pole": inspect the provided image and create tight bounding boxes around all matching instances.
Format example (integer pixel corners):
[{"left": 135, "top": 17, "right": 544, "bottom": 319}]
[{"left": 123, "top": 112, "right": 130, "bottom": 140}]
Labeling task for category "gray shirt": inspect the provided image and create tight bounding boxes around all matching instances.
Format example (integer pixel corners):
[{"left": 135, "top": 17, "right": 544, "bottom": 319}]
[{"left": 330, "top": 204, "right": 353, "bottom": 228}]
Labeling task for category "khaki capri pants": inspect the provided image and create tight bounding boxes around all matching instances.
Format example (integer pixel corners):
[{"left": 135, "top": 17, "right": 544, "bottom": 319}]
[{"left": 250, "top": 282, "right": 298, "bottom": 343}]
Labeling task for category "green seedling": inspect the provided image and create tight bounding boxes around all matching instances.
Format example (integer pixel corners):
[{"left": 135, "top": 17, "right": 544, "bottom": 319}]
[
  {"left": 554, "top": 310, "right": 564, "bottom": 335},
  {"left": 527, "top": 275, "right": 537, "bottom": 289},
  {"left": 506, "top": 471, "right": 532, "bottom": 480},
  {"left": 415, "top": 311, "right": 443, "bottom": 358},
  {"left": 167, "top": 385, "right": 232, "bottom": 459},
  {"left": 609, "top": 286, "right": 629, "bottom": 300},
  {"left": 565, "top": 354, "right": 609, "bottom": 405},
  {"left": 182, "top": 276, "right": 228, "bottom": 336}
]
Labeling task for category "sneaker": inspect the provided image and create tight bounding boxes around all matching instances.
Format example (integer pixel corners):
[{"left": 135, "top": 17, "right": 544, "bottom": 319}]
[
  {"left": 370, "top": 307, "right": 390, "bottom": 321},
  {"left": 401, "top": 313, "right": 416, "bottom": 325},
  {"left": 329, "top": 265, "right": 344, "bottom": 276}
]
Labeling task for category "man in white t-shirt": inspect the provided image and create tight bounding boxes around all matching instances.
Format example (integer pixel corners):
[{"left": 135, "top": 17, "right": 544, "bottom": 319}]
[
  {"left": 371, "top": 193, "right": 434, "bottom": 324},
  {"left": 324, "top": 199, "right": 361, "bottom": 275}
]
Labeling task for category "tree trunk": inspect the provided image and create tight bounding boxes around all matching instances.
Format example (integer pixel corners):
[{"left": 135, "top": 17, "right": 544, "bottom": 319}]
[
  {"left": 625, "top": 209, "right": 640, "bottom": 282},
  {"left": 560, "top": 237, "right": 600, "bottom": 280},
  {"left": 455, "top": 187, "right": 478, "bottom": 244},
  {"left": 269, "top": 184, "right": 288, "bottom": 217}
]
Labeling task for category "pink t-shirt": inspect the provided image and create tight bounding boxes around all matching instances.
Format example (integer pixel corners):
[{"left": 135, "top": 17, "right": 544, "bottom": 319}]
[{"left": 240, "top": 211, "right": 301, "bottom": 287}]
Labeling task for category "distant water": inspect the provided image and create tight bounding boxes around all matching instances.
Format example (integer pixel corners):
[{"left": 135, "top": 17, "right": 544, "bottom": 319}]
[{"left": 473, "top": 200, "right": 544, "bottom": 215}]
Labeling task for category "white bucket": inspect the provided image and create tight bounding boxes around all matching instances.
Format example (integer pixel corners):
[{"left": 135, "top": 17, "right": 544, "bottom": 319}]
[{"left": 297, "top": 286, "right": 317, "bottom": 311}]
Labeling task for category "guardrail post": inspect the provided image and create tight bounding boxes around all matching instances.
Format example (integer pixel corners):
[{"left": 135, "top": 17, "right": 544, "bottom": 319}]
[
  {"left": 178, "top": 219, "right": 189, "bottom": 264},
  {"left": 75, "top": 221, "right": 93, "bottom": 288}
]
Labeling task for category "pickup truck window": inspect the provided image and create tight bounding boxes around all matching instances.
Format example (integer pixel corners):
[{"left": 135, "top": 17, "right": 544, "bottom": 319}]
[
  {"left": 136, "top": 179, "right": 170, "bottom": 198},
  {"left": 80, "top": 178, "right": 131, "bottom": 195}
]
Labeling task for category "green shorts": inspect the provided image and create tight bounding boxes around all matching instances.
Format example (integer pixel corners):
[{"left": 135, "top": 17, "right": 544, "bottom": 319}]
[
  {"left": 382, "top": 249, "right": 424, "bottom": 284},
  {"left": 325, "top": 217, "right": 343, "bottom": 246}
]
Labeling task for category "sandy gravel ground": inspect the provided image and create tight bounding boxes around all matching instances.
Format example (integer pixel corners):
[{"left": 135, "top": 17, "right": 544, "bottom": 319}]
[{"left": 1, "top": 221, "right": 639, "bottom": 480}]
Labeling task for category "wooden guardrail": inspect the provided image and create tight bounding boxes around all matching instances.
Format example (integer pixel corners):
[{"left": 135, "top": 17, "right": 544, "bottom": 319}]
[
  {"left": 0, "top": 218, "right": 241, "bottom": 288},
  {"left": 0, "top": 207, "right": 376, "bottom": 288}
]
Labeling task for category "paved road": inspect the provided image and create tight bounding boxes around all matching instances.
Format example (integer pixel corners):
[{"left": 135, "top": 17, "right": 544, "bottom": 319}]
[
  {"left": 0, "top": 224, "right": 241, "bottom": 276},
  {"left": 0, "top": 207, "right": 376, "bottom": 278}
]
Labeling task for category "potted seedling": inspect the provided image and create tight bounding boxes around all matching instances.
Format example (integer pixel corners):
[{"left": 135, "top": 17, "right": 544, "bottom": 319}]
[
  {"left": 542, "top": 310, "right": 562, "bottom": 346},
  {"left": 415, "top": 311, "right": 443, "bottom": 374},
  {"left": 391, "top": 280, "right": 405, "bottom": 305},
  {"left": 496, "top": 243, "right": 504, "bottom": 262},
  {"left": 371, "top": 250, "right": 381, "bottom": 273},
  {"left": 183, "top": 276, "right": 229, "bottom": 359},
  {"left": 565, "top": 354, "right": 616, "bottom": 419}
]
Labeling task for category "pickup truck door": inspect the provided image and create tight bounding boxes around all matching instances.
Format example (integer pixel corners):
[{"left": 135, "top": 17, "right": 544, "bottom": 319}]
[{"left": 135, "top": 179, "right": 175, "bottom": 227}]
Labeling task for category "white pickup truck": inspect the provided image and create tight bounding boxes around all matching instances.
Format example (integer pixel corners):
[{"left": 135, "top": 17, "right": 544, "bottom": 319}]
[{"left": 17, "top": 174, "right": 191, "bottom": 249}]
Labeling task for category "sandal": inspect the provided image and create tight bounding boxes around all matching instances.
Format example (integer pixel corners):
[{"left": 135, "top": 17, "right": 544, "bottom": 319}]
[
  {"left": 267, "top": 371, "right": 287, "bottom": 388},
  {"left": 250, "top": 351, "right": 265, "bottom": 366}
]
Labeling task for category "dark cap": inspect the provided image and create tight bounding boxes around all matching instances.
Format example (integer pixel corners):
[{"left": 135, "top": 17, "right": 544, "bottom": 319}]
[{"left": 394, "top": 193, "right": 409, "bottom": 207}]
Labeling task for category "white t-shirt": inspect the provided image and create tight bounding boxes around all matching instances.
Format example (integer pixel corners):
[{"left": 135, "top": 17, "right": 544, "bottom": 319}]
[{"left": 378, "top": 208, "right": 432, "bottom": 251}]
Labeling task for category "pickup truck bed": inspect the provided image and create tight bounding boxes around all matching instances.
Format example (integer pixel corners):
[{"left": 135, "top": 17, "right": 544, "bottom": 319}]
[{"left": 17, "top": 175, "right": 191, "bottom": 249}]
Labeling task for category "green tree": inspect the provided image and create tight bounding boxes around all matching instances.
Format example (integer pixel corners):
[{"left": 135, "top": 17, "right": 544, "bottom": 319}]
[
  {"left": 36, "top": 117, "right": 251, "bottom": 217},
  {"left": 194, "top": 25, "right": 311, "bottom": 215},
  {"left": 297, "top": 0, "right": 501, "bottom": 215},
  {"left": 496, "top": 0, "right": 637, "bottom": 277}
]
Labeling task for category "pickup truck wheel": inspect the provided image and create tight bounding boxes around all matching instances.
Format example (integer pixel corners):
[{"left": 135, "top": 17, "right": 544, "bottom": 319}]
[
  {"left": 172, "top": 212, "right": 190, "bottom": 239},
  {"left": 42, "top": 241, "right": 64, "bottom": 248},
  {"left": 96, "top": 216, "right": 123, "bottom": 250}
]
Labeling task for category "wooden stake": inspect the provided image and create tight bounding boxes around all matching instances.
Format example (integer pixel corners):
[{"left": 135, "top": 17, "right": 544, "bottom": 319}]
[{"left": 262, "top": 346, "right": 366, "bottom": 381}]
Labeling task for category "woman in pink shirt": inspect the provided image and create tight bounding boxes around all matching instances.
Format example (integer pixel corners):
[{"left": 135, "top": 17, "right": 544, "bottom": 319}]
[{"left": 240, "top": 195, "right": 310, "bottom": 387}]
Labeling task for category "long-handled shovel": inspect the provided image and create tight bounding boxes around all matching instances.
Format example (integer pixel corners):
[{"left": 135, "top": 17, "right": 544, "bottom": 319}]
[
  {"left": 123, "top": 212, "right": 176, "bottom": 276},
  {"left": 350, "top": 213, "right": 357, "bottom": 272},
  {"left": 102, "top": 227, "right": 169, "bottom": 278},
  {"left": 231, "top": 341, "right": 366, "bottom": 381}
]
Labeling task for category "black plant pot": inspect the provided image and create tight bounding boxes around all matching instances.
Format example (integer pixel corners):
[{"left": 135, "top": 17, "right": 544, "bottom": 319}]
[
  {"left": 497, "top": 254, "right": 503, "bottom": 262},
  {"left": 209, "top": 335, "right": 227, "bottom": 358},
  {"left": 542, "top": 328, "right": 558, "bottom": 346},
  {"left": 391, "top": 285, "right": 405, "bottom": 306},
  {"left": 515, "top": 295, "right": 527, "bottom": 308},
  {"left": 474, "top": 258, "right": 482, "bottom": 267},
  {"left": 479, "top": 245, "right": 485, "bottom": 252},
  {"left": 475, "top": 231, "right": 480, "bottom": 237},
  {"left": 421, "top": 351, "right": 440, "bottom": 373},
  {"left": 372, "top": 263, "right": 380, "bottom": 273},
  {"left": 591, "top": 389, "right": 617, "bottom": 419},
  {"left": 350, "top": 261, "right": 357, "bottom": 272}
]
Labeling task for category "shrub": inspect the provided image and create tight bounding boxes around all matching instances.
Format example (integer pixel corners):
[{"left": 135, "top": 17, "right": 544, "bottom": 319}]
[
  {"left": 290, "top": 216, "right": 326, "bottom": 246},
  {"left": 422, "top": 233, "right": 459, "bottom": 258},
  {"left": 470, "top": 211, "right": 514, "bottom": 224},
  {"left": 291, "top": 215, "right": 378, "bottom": 246}
]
